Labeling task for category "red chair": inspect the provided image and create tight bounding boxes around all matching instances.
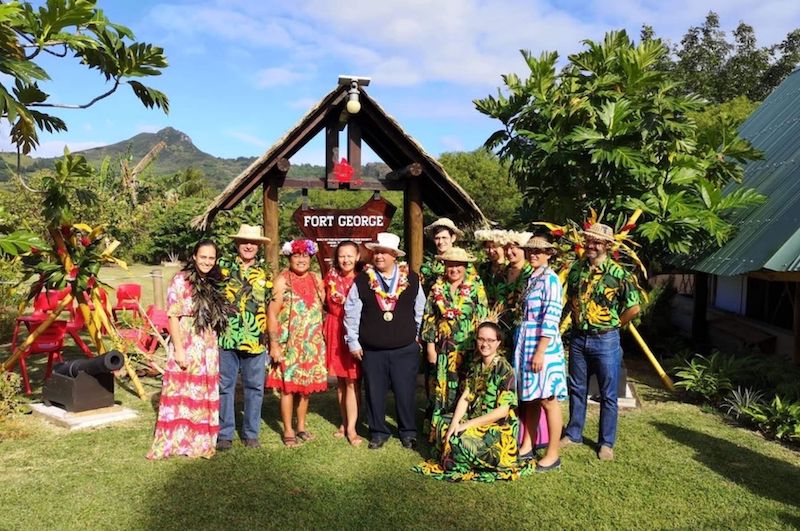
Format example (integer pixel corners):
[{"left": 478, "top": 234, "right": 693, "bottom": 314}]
[
  {"left": 119, "top": 305, "right": 169, "bottom": 355},
  {"left": 10, "top": 319, "right": 68, "bottom": 395},
  {"left": 112, "top": 283, "right": 142, "bottom": 322},
  {"left": 32, "top": 287, "right": 72, "bottom": 315},
  {"left": 66, "top": 306, "right": 94, "bottom": 357}
]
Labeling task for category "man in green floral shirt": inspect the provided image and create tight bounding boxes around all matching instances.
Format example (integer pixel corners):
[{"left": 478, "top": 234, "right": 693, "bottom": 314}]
[
  {"left": 217, "top": 224, "right": 273, "bottom": 450},
  {"left": 562, "top": 223, "right": 640, "bottom": 461}
]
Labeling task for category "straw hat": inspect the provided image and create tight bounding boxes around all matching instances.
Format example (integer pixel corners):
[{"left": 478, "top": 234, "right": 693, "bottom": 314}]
[
  {"left": 474, "top": 229, "right": 504, "bottom": 243},
  {"left": 502, "top": 230, "right": 533, "bottom": 247},
  {"left": 436, "top": 247, "right": 476, "bottom": 263},
  {"left": 230, "top": 224, "right": 271, "bottom": 243},
  {"left": 522, "top": 236, "right": 557, "bottom": 253},
  {"left": 424, "top": 217, "right": 464, "bottom": 237},
  {"left": 365, "top": 232, "right": 406, "bottom": 257},
  {"left": 582, "top": 223, "right": 616, "bottom": 243}
]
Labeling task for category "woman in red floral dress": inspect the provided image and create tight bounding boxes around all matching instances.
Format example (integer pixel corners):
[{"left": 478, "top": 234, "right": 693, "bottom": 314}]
[
  {"left": 323, "top": 240, "right": 363, "bottom": 445},
  {"left": 267, "top": 239, "right": 327, "bottom": 447}
]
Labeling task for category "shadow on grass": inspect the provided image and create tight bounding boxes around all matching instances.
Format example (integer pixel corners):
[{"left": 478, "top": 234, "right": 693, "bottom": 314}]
[{"left": 654, "top": 422, "right": 800, "bottom": 515}]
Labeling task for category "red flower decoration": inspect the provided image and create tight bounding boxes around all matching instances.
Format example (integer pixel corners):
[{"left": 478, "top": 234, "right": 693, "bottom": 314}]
[
  {"left": 621, "top": 224, "right": 637, "bottom": 232},
  {"left": 582, "top": 222, "right": 592, "bottom": 230},
  {"left": 67, "top": 266, "right": 79, "bottom": 281},
  {"left": 333, "top": 158, "right": 355, "bottom": 184},
  {"left": 56, "top": 246, "right": 67, "bottom": 257},
  {"left": 551, "top": 229, "right": 565, "bottom": 237},
  {"left": 613, "top": 250, "right": 621, "bottom": 261},
  {"left": 575, "top": 243, "right": 584, "bottom": 252},
  {"left": 30, "top": 247, "right": 39, "bottom": 254},
  {"left": 87, "top": 277, "right": 96, "bottom": 289},
  {"left": 80, "top": 236, "right": 91, "bottom": 247}
]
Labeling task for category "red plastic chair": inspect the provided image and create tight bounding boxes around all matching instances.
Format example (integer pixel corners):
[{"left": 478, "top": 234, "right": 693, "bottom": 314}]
[
  {"left": 119, "top": 305, "right": 169, "bottom": 355},
  {"left": 11, "top": 319, "right": 68, "bottom": 395},
  {"left": 66, "top": 306, "right": 94, "bottom": 357},
  {"left": 32, "top": 287, "right": 72, "bottom": 315},
  {"left": 112, "top": 283, "right": 142, "bottom": 322}
]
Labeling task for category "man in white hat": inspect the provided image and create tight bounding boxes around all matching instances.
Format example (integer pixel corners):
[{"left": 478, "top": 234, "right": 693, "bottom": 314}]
[
  {"left": 561, "top": 222, "right": 640, "bottom": 461},
  {"left": 420, "top": 217, "right": 464, "bottom": 294},
  {"left": 343, "top": 232, "right": 426, "bottom": 450},
  {"left": 217, "top": 224, "right": 273, "bottom": 450}
]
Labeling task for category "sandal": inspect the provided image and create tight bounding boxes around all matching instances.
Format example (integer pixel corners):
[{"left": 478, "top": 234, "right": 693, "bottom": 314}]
[
  {"left": 333, "top": 426, "right": 345, "bottom": 439},
  {"left": 282, "top": 435, "right": 299, "bottom": 448},
  {"left": 346, "top": 432, "right": 363, "bottom": 447},
  {"left": 296, "top": 431, "right": 316, "bottom": 443}
]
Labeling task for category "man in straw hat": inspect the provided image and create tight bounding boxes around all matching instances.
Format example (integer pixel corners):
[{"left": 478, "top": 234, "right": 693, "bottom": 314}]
[
  {"left": 344, "top": 232, "right": 426, "bottom": 450},
  {"left": 217, "top": 224, "right": 273, "bottom": 450},
  {"left": 420, "top": 217, "right": 464, "bottom": 294},
  {"left": 561, "top": 222, "right": 640, "bottom": 461}
]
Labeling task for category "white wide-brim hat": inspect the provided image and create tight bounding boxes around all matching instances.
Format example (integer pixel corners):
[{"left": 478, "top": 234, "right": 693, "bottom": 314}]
[
  {"left": 365, "top": 232, "right": 406, "bottom": 257},
  {"left": 230, "top": 224, "right": 271, "bottom": 243}
]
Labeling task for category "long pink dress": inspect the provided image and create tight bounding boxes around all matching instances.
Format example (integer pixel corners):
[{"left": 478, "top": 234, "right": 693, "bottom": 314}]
[
  {"left": 147, "top": 272, "right": 220, "bottom": 459},
  {"left": 323, "top": 269, "right": 360, "bottom": 379}
]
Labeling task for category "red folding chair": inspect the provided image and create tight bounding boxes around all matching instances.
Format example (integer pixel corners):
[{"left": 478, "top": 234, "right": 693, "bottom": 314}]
[
  {"left": 10, "top": 319, "right": 68, "bottom": 395},
  {"left": 112, "top": 283, "right": 142, "bottom": 322}
]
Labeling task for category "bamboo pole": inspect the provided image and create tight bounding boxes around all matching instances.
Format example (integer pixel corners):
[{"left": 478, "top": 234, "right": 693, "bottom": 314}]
[
  {"left": 628, "top": 323, "right": 675, "bottom": 391},
  {"left": 91, "top": 294, "right": 147, "bottom": 399}
]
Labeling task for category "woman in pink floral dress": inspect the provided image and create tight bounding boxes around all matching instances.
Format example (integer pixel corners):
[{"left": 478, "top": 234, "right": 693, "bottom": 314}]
[{"left": 148, "top": 240, "right": 230, "bottom": 460}]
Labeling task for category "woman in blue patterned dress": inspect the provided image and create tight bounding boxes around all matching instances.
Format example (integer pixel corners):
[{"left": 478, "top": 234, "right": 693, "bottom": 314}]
[{"left": 513, "top": 235, "right": 567, "bottom": 472}]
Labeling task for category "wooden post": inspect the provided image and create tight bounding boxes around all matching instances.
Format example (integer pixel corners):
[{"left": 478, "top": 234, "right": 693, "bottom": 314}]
[
  {"left": 347, "top": 121, "right": 362, "bottom": 182},
  {"left": 692, "top": 272, "right": 709, "bottom": 346},
  {"left": 151, "top": 269, "right": 165, "bottom": 309},
  {"left": 404, "top": 174, "right": 423, "bottom": 273},
  {"left": 325, "top": 122, "right": 339, "bottom": 189},
  {"left": 794, "top": 283, "right": 800, "bottom": 365},
  {"left": 263, "top": 177, "right": 280, "bottom": 273}
]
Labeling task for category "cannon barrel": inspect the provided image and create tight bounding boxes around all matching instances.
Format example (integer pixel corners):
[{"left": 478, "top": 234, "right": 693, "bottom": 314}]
[{"left": 52, "top": 350, "right": 124, "bottom": 378}]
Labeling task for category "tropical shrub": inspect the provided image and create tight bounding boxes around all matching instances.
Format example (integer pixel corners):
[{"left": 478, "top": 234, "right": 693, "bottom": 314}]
[
  {"left": 674, "top": 351, "right": 754, "bottom": 403},
  {"left": 721, "top": 387, "right": 765, "bottom": 427},
  {"left": 748, "top": 395, "right": 800, "bottom": 442}
]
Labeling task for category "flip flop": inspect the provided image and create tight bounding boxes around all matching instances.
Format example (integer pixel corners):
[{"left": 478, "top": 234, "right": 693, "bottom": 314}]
[
  {"left": 296, "top": 431, "right": 316, "bottom": 443},
  {"left": 333, "top": 427, "right": 345, "bottom": 439},
  {"left": 282, "top": 435, "right": 299, "bottom": 448}
]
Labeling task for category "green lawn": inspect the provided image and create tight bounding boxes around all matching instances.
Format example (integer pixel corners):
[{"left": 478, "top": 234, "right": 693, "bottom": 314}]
[{"left": 1, "top": 357, "right": 799, "bottom": 530}]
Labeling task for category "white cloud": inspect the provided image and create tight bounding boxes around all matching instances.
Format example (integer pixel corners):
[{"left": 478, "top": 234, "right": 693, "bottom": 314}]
[
  {"left": 225, "top": 130, "right": 268, "bottom": 149},
  {"left": 255, "top": 67, "right": 310, "bottom": 88}
]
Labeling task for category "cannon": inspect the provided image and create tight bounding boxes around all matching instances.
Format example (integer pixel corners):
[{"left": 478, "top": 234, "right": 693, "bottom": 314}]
[{"left": 43, "top": 351, "right": 124, "bottom": 412}]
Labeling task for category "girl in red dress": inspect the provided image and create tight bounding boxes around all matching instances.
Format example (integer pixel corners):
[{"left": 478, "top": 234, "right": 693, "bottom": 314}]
[{"left": 323, "top": 240, "right": 363, "bottom": 446}]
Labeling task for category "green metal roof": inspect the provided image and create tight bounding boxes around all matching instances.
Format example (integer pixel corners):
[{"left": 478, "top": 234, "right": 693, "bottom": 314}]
[{"left": 691, "top": 68, "right": 800, "bottom": 276}]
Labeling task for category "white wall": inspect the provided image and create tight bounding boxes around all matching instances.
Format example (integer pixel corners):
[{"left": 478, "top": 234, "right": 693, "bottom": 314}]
[{"left": 714, "top": 275, "right": 747, "bottom": 315}]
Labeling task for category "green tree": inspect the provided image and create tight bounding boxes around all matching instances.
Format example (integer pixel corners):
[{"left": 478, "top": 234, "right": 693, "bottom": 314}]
[
  {"left": 665, "top": 12, "right": 800, "bottom": 103},
  {"left": 475, "top": 30, "right": 764, "bottom": 260},
  {"left": 0, "top": 0, "right": 168, "bottom": 155},
  {"left": 438, "top": 149, "right": 522, "bottom": 227}
]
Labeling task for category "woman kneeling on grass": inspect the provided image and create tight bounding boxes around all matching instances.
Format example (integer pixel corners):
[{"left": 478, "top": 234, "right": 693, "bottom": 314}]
[
  {"left": 267, "top": 239, "right": 327, "bottom": 447},
  {"left": 413, "top": 321, "right": 533, "bottom": 482},
  {"left": 148, "top": 240, "right": 230, "bottom": 460}
]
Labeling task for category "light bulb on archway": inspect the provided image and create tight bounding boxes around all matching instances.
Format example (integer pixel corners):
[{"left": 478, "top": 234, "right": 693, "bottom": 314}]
[{"left": 346, "top": 97, "right": 361, "bottom": 114}]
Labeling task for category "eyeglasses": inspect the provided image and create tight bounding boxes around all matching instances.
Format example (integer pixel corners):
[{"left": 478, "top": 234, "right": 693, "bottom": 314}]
[{"left": 476, "top": 337, "right": 500, "bottom": 343}]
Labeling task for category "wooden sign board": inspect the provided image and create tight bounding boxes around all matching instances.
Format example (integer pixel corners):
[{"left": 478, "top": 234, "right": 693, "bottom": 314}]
[{"left": 292, "top": 197, "right": 397, "bottom": 274}]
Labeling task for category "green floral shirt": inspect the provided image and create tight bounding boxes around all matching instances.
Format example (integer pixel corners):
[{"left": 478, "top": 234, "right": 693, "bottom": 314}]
[
  {"left": 218, "top": 256, "right": 273, "bottom": 354},
  {"left": 567, "top": 258, "right": 640, "bottom": 332},
  {"left": 465, "top": 355, "right": 518, "bottom": 422},
  {"left": 420, "top": 254, "right": 478, "bottom": 295}
]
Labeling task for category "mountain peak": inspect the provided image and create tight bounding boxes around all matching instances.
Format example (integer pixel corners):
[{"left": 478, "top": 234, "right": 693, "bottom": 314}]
[{"left": 153, "top": 127, "right": 193, "bottom": 145}]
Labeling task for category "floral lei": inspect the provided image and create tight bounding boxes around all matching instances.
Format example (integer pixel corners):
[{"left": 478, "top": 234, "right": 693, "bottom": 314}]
[
  {"left": 432, "top": 277, "right": 473, "bottom": 320},
  {"left": 365, "top": 262, "right": 409, "bottom": 303},
  {"left": 327, "top": 267, "right": 354, "bottom": 305}
]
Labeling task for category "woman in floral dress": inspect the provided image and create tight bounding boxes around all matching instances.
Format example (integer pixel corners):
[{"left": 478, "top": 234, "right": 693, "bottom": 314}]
[
  {"left": 148, "top": 240, "right": 230, "bottom": 459},
  {"left": 514, "top": 235, "right": 567, "bottom": 471},
  {"left": 323, "top": 240, "right": 363, "bottom": 446},
  {"left": 267, "top": 239, "right": 327, "bottom": 447},
  {"left": 422, "top": 247, "right": 488, "bottom": 443},
  {"left": 496, "top": 231, "right": 534, "bottom": 357},
  {"left": 414, "top": 321, "right": 533, "bottom": 482}
]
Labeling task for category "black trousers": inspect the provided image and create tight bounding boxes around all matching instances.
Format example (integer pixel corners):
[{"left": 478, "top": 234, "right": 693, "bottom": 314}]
[{"left": 361, "top": 341, "right": 420, "bottom": 441}]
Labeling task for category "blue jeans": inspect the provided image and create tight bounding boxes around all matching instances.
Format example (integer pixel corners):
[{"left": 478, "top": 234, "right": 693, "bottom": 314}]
[
  {"left": 564, "top": 329, "right": 622, "bottom": 448},
  {"left": 219, "top": 349, "right": 268, "bottom": 441}
]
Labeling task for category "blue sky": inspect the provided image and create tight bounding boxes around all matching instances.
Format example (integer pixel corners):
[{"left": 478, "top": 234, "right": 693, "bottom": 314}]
[{"left": 4, "top": 0, "right": 800, "bottom": 164}]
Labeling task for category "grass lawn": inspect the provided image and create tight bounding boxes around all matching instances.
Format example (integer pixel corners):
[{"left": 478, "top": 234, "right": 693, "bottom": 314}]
[{"left": 1, "top": 355, "right": 799, "bottom": 530}]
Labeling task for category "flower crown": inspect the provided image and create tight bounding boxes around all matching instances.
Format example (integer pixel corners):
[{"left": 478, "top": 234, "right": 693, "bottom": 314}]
[{"left": 281, "top": 239, "right": 318, "bottom": 256}]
